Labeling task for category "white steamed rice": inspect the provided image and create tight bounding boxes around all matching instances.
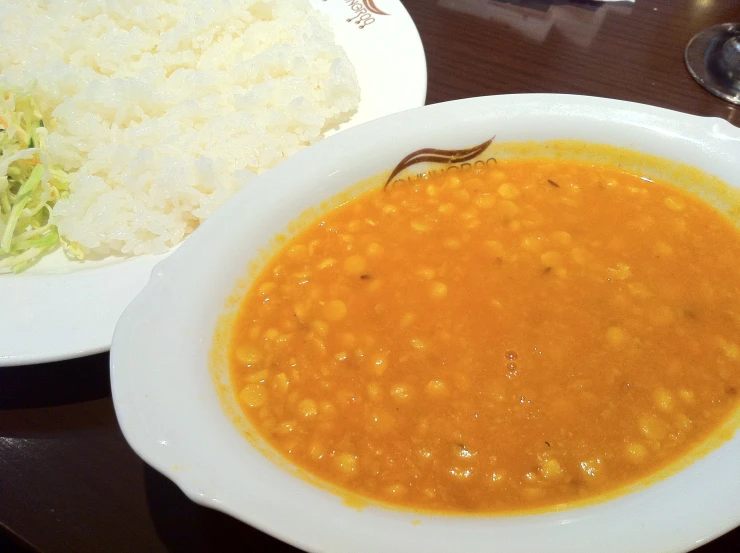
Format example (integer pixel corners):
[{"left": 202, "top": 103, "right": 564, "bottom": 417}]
[{"left": 0, "top": 0, "right": 360, "bottom": 256}]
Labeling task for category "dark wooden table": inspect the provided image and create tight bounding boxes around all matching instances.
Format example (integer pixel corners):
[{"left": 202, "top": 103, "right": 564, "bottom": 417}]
[{"left": 2, "top": 1, "right": 739, "bottom": 551}]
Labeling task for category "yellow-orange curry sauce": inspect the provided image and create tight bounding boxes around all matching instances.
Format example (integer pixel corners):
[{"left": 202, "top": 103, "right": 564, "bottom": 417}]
[{"left": 228, "top": 158, "right": 740, "bottom": 513}]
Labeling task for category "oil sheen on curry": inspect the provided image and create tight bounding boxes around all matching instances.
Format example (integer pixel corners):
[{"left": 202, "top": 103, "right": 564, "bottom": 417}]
[{"left": 228, "top": 157, "right": 740, "bottom": 513}]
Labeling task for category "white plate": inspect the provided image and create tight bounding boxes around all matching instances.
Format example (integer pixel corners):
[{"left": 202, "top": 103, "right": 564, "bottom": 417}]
[
  {"left": 0, "top": 0, "right": 427, "bottom": 366},
  {"left": 111, "top": 94, "right": 740, "bottom": 553}
]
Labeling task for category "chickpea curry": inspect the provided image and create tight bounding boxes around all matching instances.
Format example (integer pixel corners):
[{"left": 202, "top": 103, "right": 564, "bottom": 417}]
[{"left": 228, "top": 158, "right": 740, "bottom": 513}]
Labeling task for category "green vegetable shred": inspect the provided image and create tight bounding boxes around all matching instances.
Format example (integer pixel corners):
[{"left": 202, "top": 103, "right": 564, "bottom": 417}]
[{"left": 0, "top": 89, "right": 70, "bottom": 273}]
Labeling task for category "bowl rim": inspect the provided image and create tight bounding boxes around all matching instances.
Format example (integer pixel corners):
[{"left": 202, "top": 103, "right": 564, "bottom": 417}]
[{"left": 111, "top": 93, "right": 740, "bottom": 553}]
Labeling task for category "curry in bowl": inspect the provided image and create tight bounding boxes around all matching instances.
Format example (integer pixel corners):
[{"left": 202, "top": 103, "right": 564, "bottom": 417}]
[{"left": 224, "top": 140, "right": 740, "bottom": 514}]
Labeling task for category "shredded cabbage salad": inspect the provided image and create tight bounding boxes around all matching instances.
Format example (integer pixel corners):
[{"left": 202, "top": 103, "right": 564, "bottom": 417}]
[{"left": 0, "top": 89, "right": 73, "bottom": 273}]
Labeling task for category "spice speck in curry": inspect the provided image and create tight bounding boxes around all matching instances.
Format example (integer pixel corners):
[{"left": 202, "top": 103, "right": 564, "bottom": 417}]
[{"left": 228, "top": 157, "right": 740, "bottom": 514}]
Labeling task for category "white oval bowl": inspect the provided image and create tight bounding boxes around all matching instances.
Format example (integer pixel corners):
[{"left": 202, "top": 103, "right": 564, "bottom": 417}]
[{"left": 111, "top": 94, "right": 740, "bottom": 553}]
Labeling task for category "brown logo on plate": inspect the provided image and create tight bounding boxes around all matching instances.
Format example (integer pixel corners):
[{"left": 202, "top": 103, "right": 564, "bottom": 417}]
[
  {"left": 362, "top": 0, "right": 389, "bottom": 15},
  {"left": 385, "top": 138, "right": 495, "bottom": 188},
  {"left": 324, "top": 0, "right": 390, "bottom": 30}
]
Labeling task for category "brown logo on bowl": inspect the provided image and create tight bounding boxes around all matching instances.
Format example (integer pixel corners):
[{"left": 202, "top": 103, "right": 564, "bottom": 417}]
[
  {"left": 324, "top": 0, "right": 389, "bottom": 30},
  {"left": 385, "top": 138, "right": 495, "bottom": 188}
]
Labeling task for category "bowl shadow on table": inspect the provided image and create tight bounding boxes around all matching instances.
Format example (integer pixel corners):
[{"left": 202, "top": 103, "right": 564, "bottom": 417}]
[
  {"left": 144, "top": 464, "right": 303, "bottom": 553},
  {"left": 0, "top": 353, "right": 111, "bottom": 410}
]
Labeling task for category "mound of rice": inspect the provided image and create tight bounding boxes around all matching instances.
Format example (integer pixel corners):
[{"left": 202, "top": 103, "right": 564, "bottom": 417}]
[{"left": 0, "top": 0, "right": 359, "bottom": 256}]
